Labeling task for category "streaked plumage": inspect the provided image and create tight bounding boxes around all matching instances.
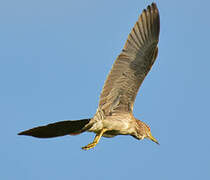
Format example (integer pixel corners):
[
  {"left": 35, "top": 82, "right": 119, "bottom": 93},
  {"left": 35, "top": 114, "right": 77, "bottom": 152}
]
[{"left": 19, "top": 3, "right": 160, "bottom": 150}]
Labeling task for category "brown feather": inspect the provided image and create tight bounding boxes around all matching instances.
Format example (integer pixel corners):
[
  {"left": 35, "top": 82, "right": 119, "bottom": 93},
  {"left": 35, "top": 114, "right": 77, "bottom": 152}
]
[{"left": 98, "top": 3, "right": 160, "bottom": 116}]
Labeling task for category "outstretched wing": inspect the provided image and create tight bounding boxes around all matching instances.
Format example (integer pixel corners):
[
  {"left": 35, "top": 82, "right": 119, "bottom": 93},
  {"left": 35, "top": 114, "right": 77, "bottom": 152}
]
[
  {"left": 98, "top": 3, "right": 160, "bottom": 116},
  {"left": 18, "top": 119, "right": 90, "bottom": 138}
]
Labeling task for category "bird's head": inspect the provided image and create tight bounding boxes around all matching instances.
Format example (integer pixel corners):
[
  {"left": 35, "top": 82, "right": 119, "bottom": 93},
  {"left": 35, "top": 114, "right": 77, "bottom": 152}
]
[{"left": 133, "top": 119, "right": 159, "bottom": 145}]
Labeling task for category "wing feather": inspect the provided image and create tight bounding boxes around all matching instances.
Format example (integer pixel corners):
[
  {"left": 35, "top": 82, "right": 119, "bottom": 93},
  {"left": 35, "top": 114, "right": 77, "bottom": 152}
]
[{"left": 98, "top": 3, "right": 160, "bottom": 116}]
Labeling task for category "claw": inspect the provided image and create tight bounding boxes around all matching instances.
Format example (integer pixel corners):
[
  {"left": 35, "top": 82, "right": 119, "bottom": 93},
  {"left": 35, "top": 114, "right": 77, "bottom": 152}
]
[{"left": 82, "top": 142, "right": 97, "bottom": 150}]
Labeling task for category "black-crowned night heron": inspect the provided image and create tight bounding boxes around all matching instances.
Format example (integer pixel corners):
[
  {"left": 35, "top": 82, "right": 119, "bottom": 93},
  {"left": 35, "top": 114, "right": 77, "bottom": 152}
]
[{"left": 19, "top": 2, "right": 160, "bottom": 150}]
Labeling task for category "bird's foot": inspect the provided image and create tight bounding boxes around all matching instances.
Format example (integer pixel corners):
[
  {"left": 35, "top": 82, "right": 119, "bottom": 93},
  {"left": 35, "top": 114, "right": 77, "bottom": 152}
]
[
  {"left": 81, "top": 128, "right": 107, "bottom": 150},
  {"left": 82, "top": 142, "right": 97, "bottom": 150}
]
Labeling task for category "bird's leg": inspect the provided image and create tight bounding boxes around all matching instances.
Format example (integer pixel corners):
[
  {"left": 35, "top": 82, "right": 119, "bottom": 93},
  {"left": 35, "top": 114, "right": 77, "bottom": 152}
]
[{"left": 82, "top": 128, "right": 107, "bottom": 150}]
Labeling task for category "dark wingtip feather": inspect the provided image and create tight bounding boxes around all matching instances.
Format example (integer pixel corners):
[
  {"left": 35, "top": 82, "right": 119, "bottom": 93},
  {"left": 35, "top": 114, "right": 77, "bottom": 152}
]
[
  {"left": 150, "top": 2, "right": 158, "bottom": 12},
  {"left": 151, "top": 2, "right": 160, "bottom": 37},
  {"left": 151, "top": 2, "right": 157, "bottom": 8}
]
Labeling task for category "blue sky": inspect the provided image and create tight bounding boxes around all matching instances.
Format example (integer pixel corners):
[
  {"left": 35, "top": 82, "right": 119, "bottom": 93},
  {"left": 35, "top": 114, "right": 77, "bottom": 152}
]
[{"left": 1, "top": 0, "right": 210, "bottom": 179}]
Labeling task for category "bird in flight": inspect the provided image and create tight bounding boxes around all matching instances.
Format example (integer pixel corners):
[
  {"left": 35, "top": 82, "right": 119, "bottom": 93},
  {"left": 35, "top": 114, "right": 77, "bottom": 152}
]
[{"left": 19, "top": 2, "right": 160, "bottom": 150}]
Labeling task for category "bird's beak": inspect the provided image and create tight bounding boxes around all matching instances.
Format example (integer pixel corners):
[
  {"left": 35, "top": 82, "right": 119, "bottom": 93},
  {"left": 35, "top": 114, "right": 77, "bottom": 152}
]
[{"left": 148, "top": 133, "right": 159, "bottom": 145}]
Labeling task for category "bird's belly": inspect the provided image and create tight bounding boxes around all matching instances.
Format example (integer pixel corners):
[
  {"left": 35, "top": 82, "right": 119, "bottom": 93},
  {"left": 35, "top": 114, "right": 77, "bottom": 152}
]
[
  {"left": 89, "top": 120, "right": 133, "bottom": 136},
  {"left": 88, "top": 114, "right": 134, "bottom": 136},
  {"left": 103, "top": 119, "right": 131, "bottom": 135}
]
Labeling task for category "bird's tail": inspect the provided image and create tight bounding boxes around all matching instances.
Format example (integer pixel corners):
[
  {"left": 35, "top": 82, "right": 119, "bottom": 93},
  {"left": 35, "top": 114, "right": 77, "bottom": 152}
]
[{"left": 18, "top": 119, "right": 91, "bottom": 138}]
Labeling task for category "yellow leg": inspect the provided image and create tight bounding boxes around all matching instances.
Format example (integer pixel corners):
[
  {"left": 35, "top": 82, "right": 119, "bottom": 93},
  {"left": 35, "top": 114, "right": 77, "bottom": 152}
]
[{"left": 82, "top": 128, "right": 107, "bottom": 150}]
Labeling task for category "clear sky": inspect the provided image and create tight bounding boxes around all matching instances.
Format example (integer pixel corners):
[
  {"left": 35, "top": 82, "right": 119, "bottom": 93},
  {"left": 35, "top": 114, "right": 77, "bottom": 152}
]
[{"left": 1, "top": 0, "right": 210, "bottom": 179}]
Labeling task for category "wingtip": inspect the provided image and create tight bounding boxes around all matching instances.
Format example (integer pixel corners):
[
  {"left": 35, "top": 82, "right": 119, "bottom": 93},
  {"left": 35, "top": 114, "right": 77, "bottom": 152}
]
[
  {"left": 147, "top": 2, "right": 159, "bottom": 14},
  {"left": 151, "top": 2, "right": 157, "bottom": 8},
  {"left": 153, "top": 3, "right": 159, "bottom": 12},
  {"left": 148, "top": 2, "right": 160, "bottom": 39}
]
